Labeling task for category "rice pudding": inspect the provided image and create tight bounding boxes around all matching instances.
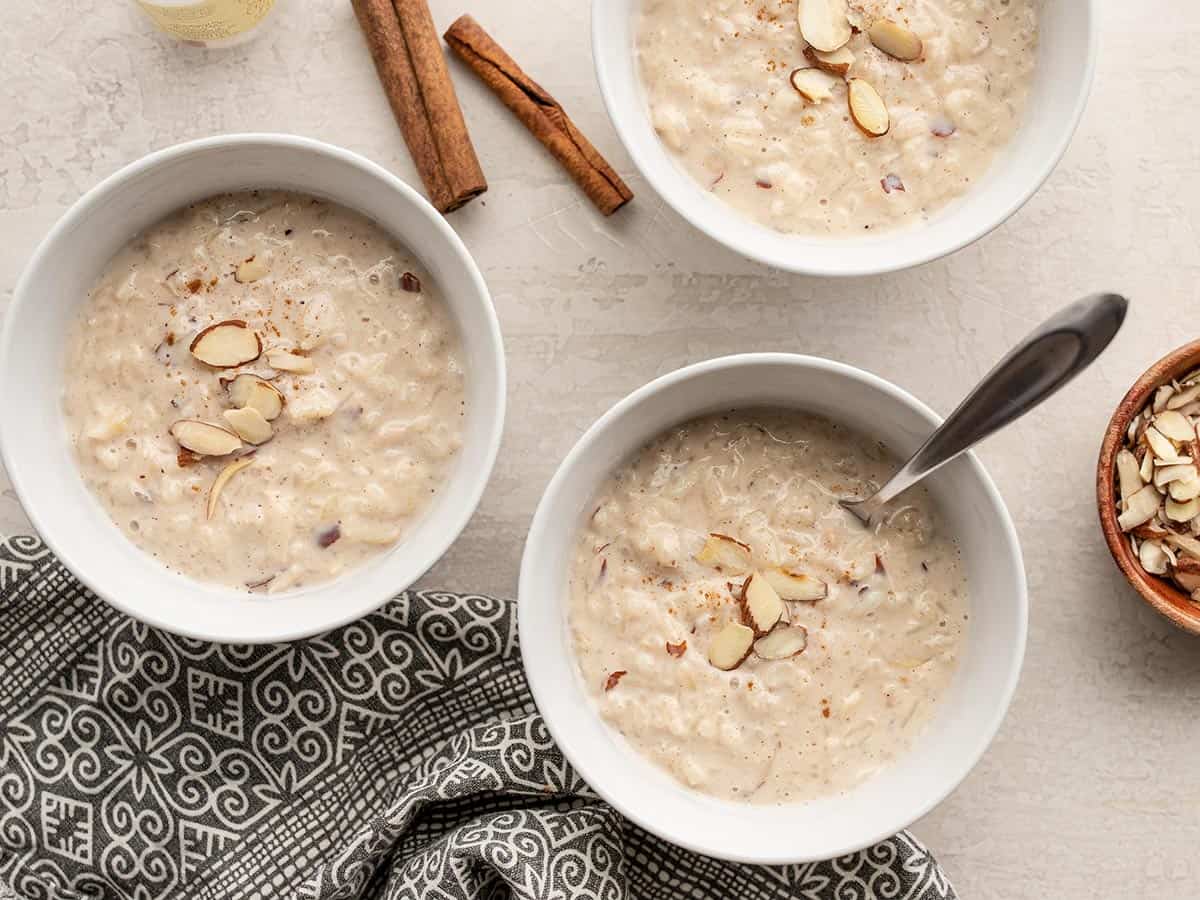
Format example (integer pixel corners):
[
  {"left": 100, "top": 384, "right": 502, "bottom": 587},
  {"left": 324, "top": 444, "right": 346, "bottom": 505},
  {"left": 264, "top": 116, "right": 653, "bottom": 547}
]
[
  {"left": 568, "top": 411, "right": 968, "bottom": 804},
  {"left": 63, "top": 191, "right": 465, "bottom": 592},
  {"left": 636, "top": 0, "right": 1038, "bottom": 235}
]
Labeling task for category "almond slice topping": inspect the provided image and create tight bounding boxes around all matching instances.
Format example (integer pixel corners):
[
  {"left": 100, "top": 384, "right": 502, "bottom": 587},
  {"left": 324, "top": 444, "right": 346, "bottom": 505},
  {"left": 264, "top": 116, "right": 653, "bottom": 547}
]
[
  {"left": 708, "top": 622, "right": 755, "bottom": 671},
  {"left": 267, "top": 350, "right": 315, "bottom": 374},
  {"left": 1118, "top": 484, "right": 1161, "bottom": 532},
  {"left": 1166, "top": 496, "right": 1200, "bottom": 523},
  {"left": 868, "top": 19, "right": 923, "bottom": 61},
  {"left": 1115, "top": 448, "right": 1144, "bottom": 501},
  {"left": 189, "top": 320, "right": 262, "bottom": 368},
  {"left": 222, "top": 373, "right": 285, "bottom": 421},
  {"left": 169, "top": 420, "right": 243, "bottom": 457},
  {"left": 1153, "top": 464, "right": 1195, "bottom": 488},
  {"left": 847, "top": 78, "right": 890, "bottom": 137},
  {"left": 223, "top": 407, "right": 274, "bottom": 445},
  {"left": 761, "top": 567, "right": 828, "bottom": 602},
  {"left": 1144, "top": 426, "right": 1178, "bottom": 461},
  {"left": 754, "top": 626, "right": 809, "bottom": 660},
  {"left": 1167, "top": 384, "right": 1200, "bottom": 410},
  {"left": 695, "top": 533, "right": 752, "bottom": 573},
  {"left": 803, "top": 45, "right": 854, "bottom": 77},
  {"left": 798, "top": 0, "right": 851, "bottom": 52},
  {"left": 234, "top": 256, "right": 269, "bottom": 284},
  {"left": 1164, "top": 531, "right": 1200, "bottom": 560},
  {"left": 1170, "top": 475, "right": 1200, "bottom": 503},
  {"left": 789, "top": 67, "right": 838, "bottom": 103},
  {"left": 1154, "top": 410, "right": 1195, "bottom": 443},
  {"left": 740, "top": 573, "right": 785, "bottom": 636},
  {"left": 206, "top": 456, "right": 254, "bottom": 520}
]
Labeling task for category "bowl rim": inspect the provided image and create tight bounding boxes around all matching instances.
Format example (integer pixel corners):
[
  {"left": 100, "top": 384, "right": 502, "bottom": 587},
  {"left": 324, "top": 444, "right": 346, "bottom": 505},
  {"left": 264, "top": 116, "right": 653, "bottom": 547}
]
[
  {"left": 590, "top": 0, "right": 1099, "bottom": 277},
  {"left": 0, "top": 132, "right": 506, "bottom": 643},
  {"left": 518, "top": 352, "right": 1028, "bottom": 863},
  {"left": 1096, "top": 340, "right": 1200, "bottom": 635}
]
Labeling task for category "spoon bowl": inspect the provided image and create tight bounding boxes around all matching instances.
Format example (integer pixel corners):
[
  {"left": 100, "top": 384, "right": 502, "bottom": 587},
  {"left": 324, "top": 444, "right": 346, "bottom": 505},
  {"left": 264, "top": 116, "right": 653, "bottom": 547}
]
[{"left": 843, "top": 293, "right": 1128, "bottom": 523}]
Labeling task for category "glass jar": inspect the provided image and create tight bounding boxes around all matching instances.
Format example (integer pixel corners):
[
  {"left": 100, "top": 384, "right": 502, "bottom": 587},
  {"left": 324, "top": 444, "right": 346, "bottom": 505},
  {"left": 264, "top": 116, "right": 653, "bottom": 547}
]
[{"left": 135, "top": 0, "right": 278, "bottom": 48}]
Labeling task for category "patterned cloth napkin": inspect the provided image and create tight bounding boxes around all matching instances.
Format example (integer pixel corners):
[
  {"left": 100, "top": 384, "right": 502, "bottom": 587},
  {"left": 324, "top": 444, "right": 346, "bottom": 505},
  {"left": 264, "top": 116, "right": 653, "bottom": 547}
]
[{"left": 0, "top": 535, "right": 957, "bottom": 899}]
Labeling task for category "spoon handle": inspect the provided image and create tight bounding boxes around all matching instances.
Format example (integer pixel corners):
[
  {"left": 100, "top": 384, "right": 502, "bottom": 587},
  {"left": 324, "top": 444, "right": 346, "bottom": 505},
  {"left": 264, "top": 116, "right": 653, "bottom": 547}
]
[{"left": 869, "top": 292, "right": 1128, "bottom": 509}]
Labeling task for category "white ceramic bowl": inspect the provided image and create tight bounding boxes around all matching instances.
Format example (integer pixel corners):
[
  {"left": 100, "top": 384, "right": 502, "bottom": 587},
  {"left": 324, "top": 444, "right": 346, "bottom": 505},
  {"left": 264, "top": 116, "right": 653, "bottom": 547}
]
[
  {"left": 0, "top": 134, "right": 505, "bottom": 643},
  {"left": 592, "top": 1, "right": 1097, "bottom": 276},
  {"left": 519, "top": 354, "right": 1026, "bottom": 863}
]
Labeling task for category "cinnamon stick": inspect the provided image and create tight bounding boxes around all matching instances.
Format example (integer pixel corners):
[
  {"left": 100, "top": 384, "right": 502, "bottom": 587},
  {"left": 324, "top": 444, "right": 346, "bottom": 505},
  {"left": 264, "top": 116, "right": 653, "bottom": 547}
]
[
  {"left": 351, "top": 0, "right": 486, "bottom": 212},
  {"left": 444, "top": 15, "right": 634, "bottom": 216}
]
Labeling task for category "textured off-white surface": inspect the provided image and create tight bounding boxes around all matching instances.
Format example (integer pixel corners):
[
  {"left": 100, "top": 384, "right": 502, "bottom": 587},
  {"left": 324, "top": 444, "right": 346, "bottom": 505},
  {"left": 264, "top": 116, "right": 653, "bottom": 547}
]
[{"left": 0, "top": 1, "right": 1192, "bottom": 895}]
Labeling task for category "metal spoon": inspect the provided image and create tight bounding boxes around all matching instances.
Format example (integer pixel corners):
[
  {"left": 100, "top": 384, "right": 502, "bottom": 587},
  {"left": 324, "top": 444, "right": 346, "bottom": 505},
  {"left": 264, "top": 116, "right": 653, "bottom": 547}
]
[{"left": 841, "top": 292, "right": 1128, "bottom": 526}]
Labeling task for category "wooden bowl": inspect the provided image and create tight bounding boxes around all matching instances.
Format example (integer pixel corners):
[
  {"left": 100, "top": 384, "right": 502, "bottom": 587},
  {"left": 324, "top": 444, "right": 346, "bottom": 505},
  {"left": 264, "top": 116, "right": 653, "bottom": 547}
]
[{"left": 1098, "top": 339, "right": 1200, "bottom": 634}]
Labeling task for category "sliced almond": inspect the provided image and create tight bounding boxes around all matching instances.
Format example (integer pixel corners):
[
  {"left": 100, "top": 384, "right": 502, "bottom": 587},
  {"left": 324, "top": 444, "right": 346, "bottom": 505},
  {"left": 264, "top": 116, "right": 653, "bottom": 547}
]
[
  {"left": 1154, "top": 410, "right": 1195, "bottom": 443},
  {"left": 1118, "top": 484, "right": 1162, "bottom": 532},
  {"left": 189, "top": 320, "right": 262, "bottom": 368},
  {"left": 1170, "top": 474, "right": 1200, "bottom": 503},
  {"left": 798, "top": 0, "right": 851, "bottom": 52},
  {"left": 1166, "top": 496, "right": 1200, "bottom": 522},
  {"left": 754, "top": 626, "right": 809, "bottom": 660},
  {"left": 847, "top": 78, "right": 889, "bottom": 137},
  {"left": 868, "top": 18, "right": 923, "bottom": 61},
  {"left": 169, "top": 420, "right": 243, "bottom": 457},
  {"left": 740, "top": 573, "right": 785, "bottom": 636},
  {"left": 1167, "top": 384, "right": 1200, "bottom": 410},
  {"left": 1139, "top": 450, "right": 1156, "bottom": 483},
  {"left": 707, "top": 622, "right": 755, "bottom": 671},
  {"left": 789, "top": 67, "right": 838, "bottom": 104},
  {"left": 223, "top": 407, "right": 274, "bottom": 445},
  {"left": 1144, "top": 426, "right": 1179, "bottom": 461},
  {"left": 234, "top": 256, "right": 270, "bottom": 284},
  {"left": 695, "top": 533, "right": 752, "bottom": 573},
  {"left": 804, "top": 45, "right": 854, "bottom": 77},
  {"left": 222, "top": 373, "right": 285, "bottom": 421},
  {"left": 1153, "top": 464, "right": 1196, "bottom": 488},
  {"left": 761, "top": 567, "right": 828, "bottom": 602},
  {"left": 206, "top": 456, "right": 254, "bottom": 520},
  {"left": 1115, "top": 448, "right": 1144, "bottom": 501},
  {"left": 267, "top": 350, "right": 315, "bottom": 374},
  {"left": 1139, "top": 539, "right": 1170, "bottom": 575},
  {"left": 1154, "top": 455, "right": 1193, "bottom": 467},
  {"left": 1164, "top": 531, "right": 1200, "bottom": 560},
  {"left": 1153, "top": 384, "right": 1176, "bottom": 413}
]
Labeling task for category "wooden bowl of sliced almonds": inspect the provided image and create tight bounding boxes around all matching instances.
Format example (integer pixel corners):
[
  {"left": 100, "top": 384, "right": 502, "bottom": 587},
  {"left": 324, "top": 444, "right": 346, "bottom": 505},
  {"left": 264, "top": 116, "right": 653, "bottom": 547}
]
[{"left": 1099, "top": 340, "right": 1200, "bottom": 633}]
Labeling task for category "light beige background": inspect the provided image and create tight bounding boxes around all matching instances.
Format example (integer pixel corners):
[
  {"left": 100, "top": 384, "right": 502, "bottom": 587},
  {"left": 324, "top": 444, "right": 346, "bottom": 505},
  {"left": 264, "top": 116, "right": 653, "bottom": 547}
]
[{"left": 0, "top": 2, "right": 1192, "bottom": 896}]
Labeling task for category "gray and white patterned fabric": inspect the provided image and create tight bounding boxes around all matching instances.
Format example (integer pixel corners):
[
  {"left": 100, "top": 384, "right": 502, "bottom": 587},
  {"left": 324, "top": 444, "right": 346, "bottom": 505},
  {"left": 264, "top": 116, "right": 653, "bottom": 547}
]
[{"left": 0, "top": 534, "right": 957, "bottom": 899}]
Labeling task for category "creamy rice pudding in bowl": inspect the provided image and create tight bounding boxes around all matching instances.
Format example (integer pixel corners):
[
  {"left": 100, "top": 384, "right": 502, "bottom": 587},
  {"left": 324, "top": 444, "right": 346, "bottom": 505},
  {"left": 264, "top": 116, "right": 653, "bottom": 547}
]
[
  {"left": 0, "top": 135, "right": 505, "bottom": 643},
  {"left": 593, "top": 0, "right": 1097, "bottom": 274},
  {"left": 519, "top": 354, "right": 1026, "bottom": 862}
]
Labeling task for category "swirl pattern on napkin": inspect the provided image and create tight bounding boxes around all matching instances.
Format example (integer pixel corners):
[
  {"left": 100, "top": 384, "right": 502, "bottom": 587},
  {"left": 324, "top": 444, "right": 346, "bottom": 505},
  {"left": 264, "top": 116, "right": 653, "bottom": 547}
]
[{"left": 0, "top": 535, "right": 956, "bottom": 899}]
